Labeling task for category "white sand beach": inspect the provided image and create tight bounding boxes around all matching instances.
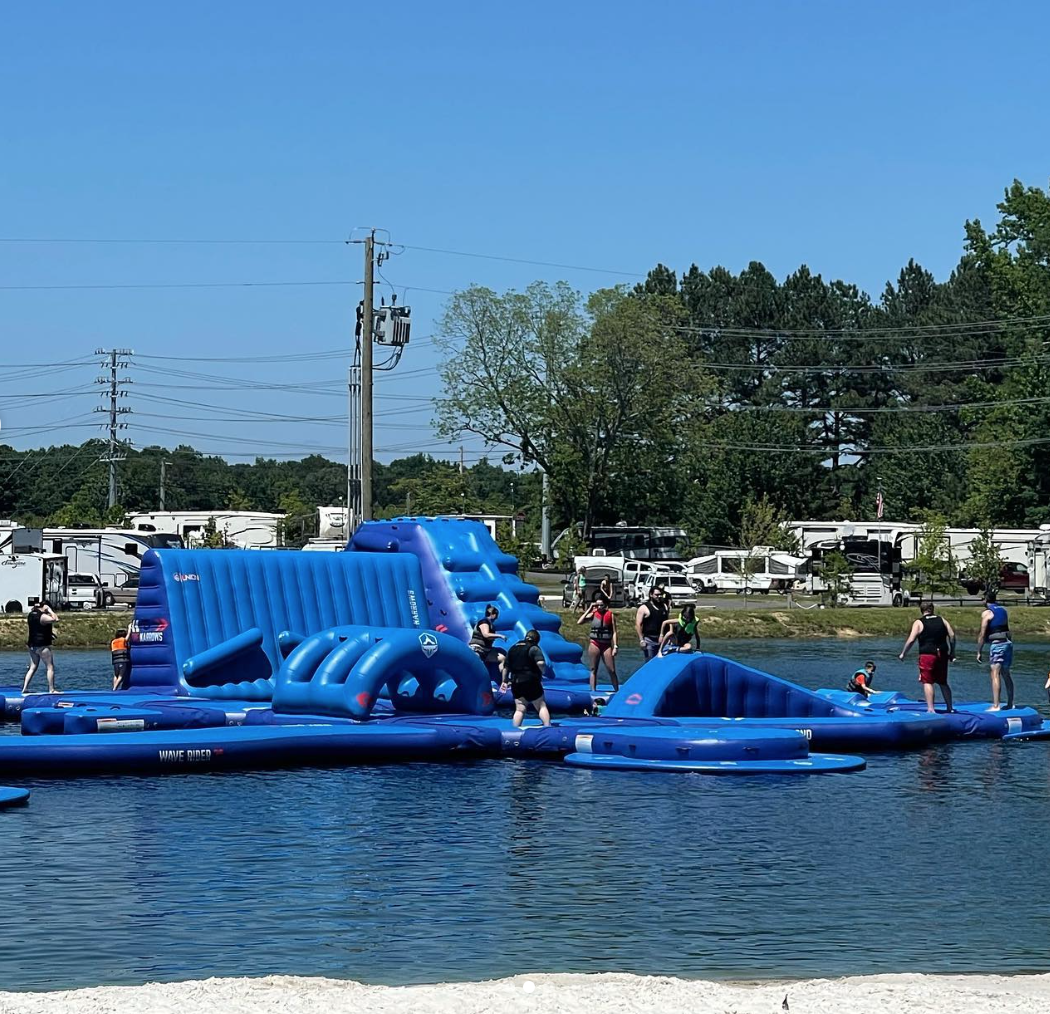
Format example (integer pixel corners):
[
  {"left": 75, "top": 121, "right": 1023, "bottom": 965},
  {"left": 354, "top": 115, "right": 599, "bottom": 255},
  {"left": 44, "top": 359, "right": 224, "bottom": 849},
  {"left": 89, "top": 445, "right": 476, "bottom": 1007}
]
[{"left": 2, "top": 972, "right": 1049, "bottom": 1014}]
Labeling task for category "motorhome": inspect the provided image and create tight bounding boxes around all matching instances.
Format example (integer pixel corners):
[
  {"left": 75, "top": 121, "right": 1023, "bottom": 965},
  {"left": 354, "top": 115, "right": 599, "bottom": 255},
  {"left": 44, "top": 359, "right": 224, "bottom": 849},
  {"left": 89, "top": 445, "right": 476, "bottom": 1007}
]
[
  {"left": 0, "top": 553, "right": 67, "bottom": 613},
  {"left": 805, "top": 532, "right": 909, "bottom": 607},
  {"left": 1027, "top": 528, "right": 1050, "bottom": 601},
  {"left": 686, "top": 547, "right": 809, "bottom": 594},
  {"left": 554, "top": 524, "right": 687, "bottom": 562},
  {"left": 318, "top": 506, "right": 349, "bottom": 541},
  {"left": 40, "top": 528, "right": 183, "bottom": 590},
  {"left": 127, "top": 511, "right": 284, "bottom": 549}
]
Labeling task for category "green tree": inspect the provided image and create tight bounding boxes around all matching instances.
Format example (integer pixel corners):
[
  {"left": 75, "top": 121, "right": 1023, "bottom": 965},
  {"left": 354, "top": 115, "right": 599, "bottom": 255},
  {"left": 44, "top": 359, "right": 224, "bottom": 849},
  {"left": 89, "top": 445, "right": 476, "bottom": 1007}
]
[
  {"left": 277, "top": 489, "right": 314, "bottom": 547},
  {"left": 907, "top": 516, "right": 956, "bottom": 600},
  {"left": 963, "top": 527, "right": 1004, "bottom": 594},
  {"left": 435, "top": 282, "right": 709, "bottom": 533},
  {"left": 738, "top": 495, "right": 798, "bottom": 595},
  {"left": 819, "top": 551, "right": 854, "bottom": 605},
  {"left": 198, "top": 516, "right": 227, "bottom": 548}
]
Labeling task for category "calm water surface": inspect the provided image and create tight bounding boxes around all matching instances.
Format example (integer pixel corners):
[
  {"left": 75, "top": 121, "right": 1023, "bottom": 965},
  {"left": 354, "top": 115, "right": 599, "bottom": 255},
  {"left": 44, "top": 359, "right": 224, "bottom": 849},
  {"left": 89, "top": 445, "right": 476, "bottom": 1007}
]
[{"left": 1, "top": 637, "right": 1050, "bottom": 991}]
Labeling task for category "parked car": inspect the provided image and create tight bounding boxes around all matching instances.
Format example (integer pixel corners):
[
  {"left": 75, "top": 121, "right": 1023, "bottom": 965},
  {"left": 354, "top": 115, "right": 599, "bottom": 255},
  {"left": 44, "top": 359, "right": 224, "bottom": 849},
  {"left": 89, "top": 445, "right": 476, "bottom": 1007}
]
[
  {"left": 110, "top": 574, "right": 140, "bottom": 608},
  {"left": 959, "top": 562, "right": 1030, "bottom": 596},
  {"left": 65, "top": 573, "right": 113, "bottom": 610},
  {"left": 637, "top": 571, "right": 696, "bottom": 605}
]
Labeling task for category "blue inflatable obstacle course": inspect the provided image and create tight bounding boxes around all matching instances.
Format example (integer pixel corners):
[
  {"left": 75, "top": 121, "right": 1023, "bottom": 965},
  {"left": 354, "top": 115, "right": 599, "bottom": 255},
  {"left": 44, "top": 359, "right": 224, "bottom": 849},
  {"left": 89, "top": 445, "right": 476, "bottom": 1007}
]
[
  {"left": 0, "top": 786, "right": 29, "bottom": 808},
  {"left": 817, "top": 689, "right": 1043, "bottom": 739},
  {"left": 604, "top": 653, "right": 950, "bottom": 751}
]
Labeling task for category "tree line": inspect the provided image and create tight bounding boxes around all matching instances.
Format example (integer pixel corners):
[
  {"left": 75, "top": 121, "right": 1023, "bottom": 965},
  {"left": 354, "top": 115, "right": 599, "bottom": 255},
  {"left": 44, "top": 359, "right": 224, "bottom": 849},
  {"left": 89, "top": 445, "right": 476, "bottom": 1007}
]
[{"left": 435, "top": 179, "right": 1050, "bottom": 545}]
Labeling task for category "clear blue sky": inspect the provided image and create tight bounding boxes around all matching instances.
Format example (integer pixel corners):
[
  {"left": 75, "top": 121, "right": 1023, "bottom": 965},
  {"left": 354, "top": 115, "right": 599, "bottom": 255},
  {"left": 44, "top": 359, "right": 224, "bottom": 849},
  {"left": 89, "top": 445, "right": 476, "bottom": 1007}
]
[{"left": 2, "top": 0, "right": 1048, "bottom": 469}]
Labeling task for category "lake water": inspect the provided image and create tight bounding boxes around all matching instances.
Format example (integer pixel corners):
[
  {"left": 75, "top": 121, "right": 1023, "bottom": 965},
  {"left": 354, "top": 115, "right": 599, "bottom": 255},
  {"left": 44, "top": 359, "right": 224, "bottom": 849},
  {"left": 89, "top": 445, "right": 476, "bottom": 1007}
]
[{"left": 2, "top": 637, "right": 1050, "bottom": 991}]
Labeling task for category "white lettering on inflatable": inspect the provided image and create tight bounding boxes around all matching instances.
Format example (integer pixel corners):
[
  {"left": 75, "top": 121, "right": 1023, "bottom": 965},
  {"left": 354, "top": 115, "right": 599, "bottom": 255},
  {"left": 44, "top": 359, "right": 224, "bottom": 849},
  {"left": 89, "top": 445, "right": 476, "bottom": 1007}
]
[
  {"left": 173, "top": 573, "right": 200, "bottom": 583},
  {"left": 407, "top": 589, "right": 420, "bottom": 627},
  {"left": 138, "top": 631, "right": 165, "bottom": 643},
  {"left": 157, "top": 748, "right": 213, "bottom": 764},
  {"left": 794, "top": 728, "right": 813, "bottom": 740}
]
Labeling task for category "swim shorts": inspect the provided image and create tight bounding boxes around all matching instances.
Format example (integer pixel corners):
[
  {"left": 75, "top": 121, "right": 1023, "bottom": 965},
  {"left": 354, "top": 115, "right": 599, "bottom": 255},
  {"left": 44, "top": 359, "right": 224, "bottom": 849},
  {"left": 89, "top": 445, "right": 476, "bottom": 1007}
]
[
  {"left": 989, "top": 640, "right": 1013, "bottom": 668},
  {"left": 511, "top": 678, "right": 545, "bottom": 703},
  {"left": 918, "top": 652, "right": 949, "bottom": 685},
  {"left": 642, "top": 638, "right": 661, "bottom": 661}
]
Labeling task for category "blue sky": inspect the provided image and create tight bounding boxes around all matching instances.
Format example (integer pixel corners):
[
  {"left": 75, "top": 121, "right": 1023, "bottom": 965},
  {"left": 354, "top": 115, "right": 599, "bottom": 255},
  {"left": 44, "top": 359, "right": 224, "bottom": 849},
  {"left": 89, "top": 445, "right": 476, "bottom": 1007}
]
[{"left": 2, "top": 0, "right": 1048, "bottom": 468}]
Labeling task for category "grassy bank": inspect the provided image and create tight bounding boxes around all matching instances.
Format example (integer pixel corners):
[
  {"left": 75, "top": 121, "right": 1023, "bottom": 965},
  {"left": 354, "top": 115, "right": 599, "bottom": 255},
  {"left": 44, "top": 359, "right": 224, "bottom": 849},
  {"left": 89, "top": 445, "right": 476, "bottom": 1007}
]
[
  {"left": 0, "top": 612, "right": 126, "bottom": 650},
  {"left": 5, "top": 605, "right": 1050, "bottom": 652},
  {"left": 554, "top": 606, "right": 1050, "bottom": 644}
]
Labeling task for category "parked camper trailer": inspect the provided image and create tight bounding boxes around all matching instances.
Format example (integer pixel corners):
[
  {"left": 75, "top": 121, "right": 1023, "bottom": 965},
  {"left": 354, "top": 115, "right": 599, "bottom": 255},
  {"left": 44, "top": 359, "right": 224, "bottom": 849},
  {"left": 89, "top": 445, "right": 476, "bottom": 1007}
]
[
  {"left": 41, "top": 528, "right": 183, "bottom": 589},
  {"left": 127, "top": 511, "right": 283, "bottom": 549},
  {"left": 0, "top": 554, "right": 67, "bottom": 613},
  {"left": 1027, "top": 529, "right": 1050, "bottom": 601},
  {"left": 686, "top": 547, "right": 808, "bottom": 594}
]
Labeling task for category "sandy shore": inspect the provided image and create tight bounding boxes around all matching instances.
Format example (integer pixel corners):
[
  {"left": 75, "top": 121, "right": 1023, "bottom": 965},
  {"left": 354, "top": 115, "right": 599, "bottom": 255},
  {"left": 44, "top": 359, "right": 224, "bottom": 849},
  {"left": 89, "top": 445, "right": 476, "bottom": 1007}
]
[{"left": 2, "top": 973, "right": 1049, "bottom": 1014}]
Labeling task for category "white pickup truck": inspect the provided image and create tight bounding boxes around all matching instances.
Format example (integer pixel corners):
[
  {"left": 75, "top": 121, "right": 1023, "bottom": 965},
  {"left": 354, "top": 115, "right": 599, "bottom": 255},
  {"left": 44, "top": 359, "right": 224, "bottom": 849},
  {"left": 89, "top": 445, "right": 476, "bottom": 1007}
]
[{"left": 66, "top": 573, "right": 113, "bottom": 610}]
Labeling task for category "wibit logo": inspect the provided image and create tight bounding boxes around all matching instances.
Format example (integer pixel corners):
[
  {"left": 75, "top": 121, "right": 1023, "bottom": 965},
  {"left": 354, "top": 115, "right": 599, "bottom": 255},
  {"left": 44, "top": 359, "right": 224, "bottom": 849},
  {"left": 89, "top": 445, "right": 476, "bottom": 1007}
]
[
  {"left": 418, "top": 632, "right": 439, "bottom": 658},
  {"left": 173, "top": 573, "right": 200, "bottom": 583}
]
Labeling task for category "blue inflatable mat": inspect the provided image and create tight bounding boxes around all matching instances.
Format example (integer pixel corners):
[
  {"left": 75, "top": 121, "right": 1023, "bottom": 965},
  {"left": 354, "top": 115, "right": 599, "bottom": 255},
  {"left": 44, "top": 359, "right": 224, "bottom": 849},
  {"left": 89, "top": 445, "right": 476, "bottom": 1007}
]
[
  {"left": 1003, "top": 720, "right": 1050, "bottom": 741},
  {"left": 491, "top": 684, "right": 596, "bottom": 714},
  {"left": 0, "top": 722, "right": 497, "bottom": 777},
  {"left": 0, "top": 786, "right": 30, "bottom": 808},
  {"left": 564, "top": 753, "right": 865, "bottom": 774}
]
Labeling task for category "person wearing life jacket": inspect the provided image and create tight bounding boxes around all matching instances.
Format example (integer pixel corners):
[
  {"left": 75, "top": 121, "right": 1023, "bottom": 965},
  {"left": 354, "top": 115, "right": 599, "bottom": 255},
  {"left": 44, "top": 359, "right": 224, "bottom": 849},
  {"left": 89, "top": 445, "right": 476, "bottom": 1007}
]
[
  {"left": 635, "top": 586, "right": 669, "bottom": 661},
  {"left": 578, "top": 593, "right": 619, "bottom": 692},
  {"left": 846, "top": 660, "right": 877, "bottom": 698},
  {"left": 22, "top": 600, "right": 60, "bottom": 694},
  {"left": 977, "top": 590, "right": 1015, "bottom": 710},
  {"left": 658, "top": 603, "right": 700, "bottom": 654},
  {"left": 468, "top": 604, "right": 504, "bottom": 663},
  {"left": 111, "top": 628, "right": 131, "bottom": 690},
  {"left": 500, "top": 629, "right": 551, "bottom": 728},
  {"left": 898, "top": 601, "right": 956, "bottom": 713}
]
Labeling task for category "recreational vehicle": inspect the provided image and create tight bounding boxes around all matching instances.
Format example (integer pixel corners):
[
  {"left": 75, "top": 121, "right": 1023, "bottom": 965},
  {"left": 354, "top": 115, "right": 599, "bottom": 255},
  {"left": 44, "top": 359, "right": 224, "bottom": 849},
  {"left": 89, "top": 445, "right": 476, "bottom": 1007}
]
[
  {"left": 41, "top": 528, "right": 183, "bottom": 590},
  {"left": 686, "top": 547, "right": 808, "bottom": 594},
  {"left": 127, "top": 511, "right": 284, "bottom": 549},
  {"left": 554, "top": 524, "right": 687, "bottom": 562},
  {"left": 0, "top": 554, "right": 67, "bottom": 613}
]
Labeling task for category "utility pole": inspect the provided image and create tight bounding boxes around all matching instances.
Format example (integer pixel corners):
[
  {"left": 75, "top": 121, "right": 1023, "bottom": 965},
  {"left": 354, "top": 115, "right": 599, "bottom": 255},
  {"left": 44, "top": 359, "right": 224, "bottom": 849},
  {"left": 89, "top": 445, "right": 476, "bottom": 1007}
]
[
  {"left": 540, "top": 471, "right": 551, "bottom": 562},
  {"left": 459, "top": 446, "right": 465, "bottom": 475},
  {"left": 159, "top": 459, "right": 172, "bottom": 511},
  {"left": 95, "top": 348, "right": 133, "bottom": 511},
  {"left": 360, "top": 231, "right": 375, "bottom": 521}
]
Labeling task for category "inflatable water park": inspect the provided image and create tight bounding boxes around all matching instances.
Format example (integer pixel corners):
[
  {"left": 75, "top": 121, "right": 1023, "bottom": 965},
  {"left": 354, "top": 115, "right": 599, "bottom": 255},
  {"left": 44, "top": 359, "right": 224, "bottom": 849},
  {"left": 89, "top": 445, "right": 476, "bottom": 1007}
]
[{"left": 1, "top": 516, "right": 1048, "bottom": 794}]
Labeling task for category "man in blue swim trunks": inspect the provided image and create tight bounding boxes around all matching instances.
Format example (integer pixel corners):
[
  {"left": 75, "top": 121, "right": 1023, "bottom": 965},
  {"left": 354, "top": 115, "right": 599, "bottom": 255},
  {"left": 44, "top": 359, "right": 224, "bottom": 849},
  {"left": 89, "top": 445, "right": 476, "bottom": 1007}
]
[{"left": 977, "top": 590, "right": 1014, "bottom": 710}]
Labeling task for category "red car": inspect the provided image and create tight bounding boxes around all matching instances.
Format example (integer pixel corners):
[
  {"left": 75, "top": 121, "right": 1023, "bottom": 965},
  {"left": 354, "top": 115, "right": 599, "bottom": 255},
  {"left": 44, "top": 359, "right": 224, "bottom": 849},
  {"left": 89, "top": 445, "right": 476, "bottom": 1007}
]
[{"left": 960, "top": 562, "right": 1029, "bottom": 595}]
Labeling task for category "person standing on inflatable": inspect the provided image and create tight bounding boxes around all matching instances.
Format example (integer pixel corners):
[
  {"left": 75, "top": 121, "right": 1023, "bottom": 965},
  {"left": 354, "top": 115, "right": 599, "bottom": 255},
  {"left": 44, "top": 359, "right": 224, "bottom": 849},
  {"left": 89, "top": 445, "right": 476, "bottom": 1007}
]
[
  {"left": 635, "top": 586, "right": 669, "bottom": 661},
  {"left": 977, "top": 591, "right": 1015, "bottom": 710},
  {"left": 501, "top": 630, "right": 552, "bottom": 728},
  {"left": 22, "top": 600, "right": 59, "bottom": 695},
  {"left": 578, "top": 593, "right": 619, "bottom": 692},
  {"left": 898, "top": 601, "right": 956, "bottom": 713}
]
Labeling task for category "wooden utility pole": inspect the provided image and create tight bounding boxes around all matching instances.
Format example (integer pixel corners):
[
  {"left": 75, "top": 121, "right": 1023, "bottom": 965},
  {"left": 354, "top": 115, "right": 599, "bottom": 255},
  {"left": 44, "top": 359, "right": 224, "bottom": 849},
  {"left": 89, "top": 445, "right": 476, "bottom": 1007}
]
[{"left": 360, "top": 231, "right": 375, "bottom": 521}]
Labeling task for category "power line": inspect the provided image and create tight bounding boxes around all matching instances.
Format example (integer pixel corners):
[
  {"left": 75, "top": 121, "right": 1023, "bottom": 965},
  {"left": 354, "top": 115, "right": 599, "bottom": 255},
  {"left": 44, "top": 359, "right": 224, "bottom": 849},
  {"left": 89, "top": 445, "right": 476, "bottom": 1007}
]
[{"left": 0, "top": 279, "right": 356, "bottom": 292}]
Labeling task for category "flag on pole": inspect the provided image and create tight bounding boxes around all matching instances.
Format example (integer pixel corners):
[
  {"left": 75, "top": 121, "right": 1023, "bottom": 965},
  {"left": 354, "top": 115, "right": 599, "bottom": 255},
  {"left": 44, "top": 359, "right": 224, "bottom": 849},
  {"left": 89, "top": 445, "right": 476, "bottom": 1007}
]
[{"left": 876, "top": 490, "right": 884, "bottom": 520}]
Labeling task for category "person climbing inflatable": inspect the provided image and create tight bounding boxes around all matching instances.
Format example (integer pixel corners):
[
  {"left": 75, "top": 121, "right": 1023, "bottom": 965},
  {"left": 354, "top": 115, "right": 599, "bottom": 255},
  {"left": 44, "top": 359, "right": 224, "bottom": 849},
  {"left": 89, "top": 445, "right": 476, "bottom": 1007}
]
[
  {"left": 659, "top": 603, "right": 700, "bottom": 655},
  {"left": 846, "top": 660, "right": 877, "bottom": 698},
  {"left": 468, "top": 604, "right": 505, "bottom": 663}
]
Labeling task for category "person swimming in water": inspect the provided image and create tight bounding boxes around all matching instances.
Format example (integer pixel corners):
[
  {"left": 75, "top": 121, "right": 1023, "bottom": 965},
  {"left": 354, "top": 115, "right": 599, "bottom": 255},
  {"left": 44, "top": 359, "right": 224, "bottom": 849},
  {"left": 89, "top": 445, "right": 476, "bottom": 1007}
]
[
  {"left": 658, "top": 603, "right": 700, "bottom": 654},
  {"left": 846, "top": 660, "right": 878, "bottom": 698}
]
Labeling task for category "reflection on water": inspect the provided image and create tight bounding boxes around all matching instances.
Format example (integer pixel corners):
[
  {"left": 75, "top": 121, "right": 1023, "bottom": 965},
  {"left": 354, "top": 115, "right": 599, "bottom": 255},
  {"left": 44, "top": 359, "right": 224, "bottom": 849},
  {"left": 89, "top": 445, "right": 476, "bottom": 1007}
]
[{"left": 1, "top": 639, "right": 1050, "bottom": 991}]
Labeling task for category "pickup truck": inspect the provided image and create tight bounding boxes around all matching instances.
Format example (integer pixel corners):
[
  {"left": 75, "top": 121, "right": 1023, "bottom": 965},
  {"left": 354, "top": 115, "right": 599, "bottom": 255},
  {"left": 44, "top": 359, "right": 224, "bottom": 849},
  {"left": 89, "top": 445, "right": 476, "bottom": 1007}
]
[
  {"left": 65, "top": 573, "right": 114, "bottom": 609},
  {"left": 959, "top": 562, "right": 1030, "bottom": 596}
]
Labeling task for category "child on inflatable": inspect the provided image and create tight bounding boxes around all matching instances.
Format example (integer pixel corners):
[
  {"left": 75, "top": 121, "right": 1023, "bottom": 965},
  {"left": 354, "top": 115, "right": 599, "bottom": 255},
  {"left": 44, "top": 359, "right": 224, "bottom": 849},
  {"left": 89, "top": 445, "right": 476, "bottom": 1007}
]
[
  {"left": 658, "top": 604, "right": 700, "bottom": 655},
  {"left": 847, "top": 660, "right": 877, "bottom": 698}
]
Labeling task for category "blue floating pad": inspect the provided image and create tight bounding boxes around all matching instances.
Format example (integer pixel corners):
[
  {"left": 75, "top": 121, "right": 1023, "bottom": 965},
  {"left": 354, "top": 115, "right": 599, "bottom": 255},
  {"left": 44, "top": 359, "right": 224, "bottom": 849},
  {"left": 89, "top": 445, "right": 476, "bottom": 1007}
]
[
  {"left": 1003, "top": 719, "right": 1050, "bottom": 741},
  {"left": 0, "top": 722, "right": 497, "bottom": 777},
  {"left": 563, "top": 752, "right": 865, "bottom": 774},
  {"left": 0, "top": 786, "right": 30, "bottom": 808},
  {"left": 491, "top": 683, "right": 596, "bottom": 714}
]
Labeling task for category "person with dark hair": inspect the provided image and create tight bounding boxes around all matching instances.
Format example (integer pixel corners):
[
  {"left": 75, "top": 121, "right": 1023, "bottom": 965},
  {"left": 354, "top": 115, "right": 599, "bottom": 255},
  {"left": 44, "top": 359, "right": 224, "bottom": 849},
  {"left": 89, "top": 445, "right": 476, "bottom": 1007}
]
[
  {"left": 501, "top": 629, "right": 551, "bottom": 728},
  {"left": 635, "top": 585, "right": 669, "bottom": 661},
  {"left": 658, "top": 603, "right": 700, "bottom": 654},
  {"left": 111, "top": 628, "right": 131, "bottom": 690},
  {"left": 596, "top": 574, "right": 614, "bottom": 604},
  {"left": 899, "top": 601, "right": 956, "bottom": 713},
  {"left": 977, "top": 590, "right": 1015, "bottom": 710},
  {"left": 22, "top": 600, "right": 59, "bottom": 694},
  {"left": 468, "top": 604, "right": 505, "bottom": 663},
  {"left": 578, "top": 593, "right": 619, "bottom": 691},
  {"left": 847, "top": 660, "right": 878, "bottom": 698}
]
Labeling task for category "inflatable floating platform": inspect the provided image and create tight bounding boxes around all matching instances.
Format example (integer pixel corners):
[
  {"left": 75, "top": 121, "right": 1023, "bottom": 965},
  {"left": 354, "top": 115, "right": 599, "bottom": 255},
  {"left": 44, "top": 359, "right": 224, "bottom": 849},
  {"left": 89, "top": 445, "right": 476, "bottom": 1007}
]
[
  {"left": 818, "top": 689, "right": 1043, "bottom": 739},
  {"left": 0, "top": 786, "right": 29, "bottom": 808}
]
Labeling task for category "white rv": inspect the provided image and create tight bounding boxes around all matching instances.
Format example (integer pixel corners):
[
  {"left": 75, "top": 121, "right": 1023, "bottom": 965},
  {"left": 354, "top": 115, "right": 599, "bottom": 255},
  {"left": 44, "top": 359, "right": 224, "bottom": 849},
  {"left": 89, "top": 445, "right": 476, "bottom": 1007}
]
[
  {"left": 127, "top": 511, "right": 284, "bottom": 549},
  {"left": 41, "top": 528, "right": 183, "bottom": 590},
  {"left": 686, "top": 547, "right": 809, "bottom": 594},
  {"left": 1027, "top": 528, "right": 1050, "bottom": 601},
  {"left": 0, "top": 553, "right": 67, "bottom": 613},
  {"left": 318, "top": 506, "right": 349, "bottom": 541}
]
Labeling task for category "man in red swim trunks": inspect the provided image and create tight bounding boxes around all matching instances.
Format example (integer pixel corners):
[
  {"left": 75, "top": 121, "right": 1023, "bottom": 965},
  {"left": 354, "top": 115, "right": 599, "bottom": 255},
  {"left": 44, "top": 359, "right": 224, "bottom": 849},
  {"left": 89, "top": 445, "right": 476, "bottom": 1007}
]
[{"left": 898, "top": 601, "right": 956, "bottom": 713}]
